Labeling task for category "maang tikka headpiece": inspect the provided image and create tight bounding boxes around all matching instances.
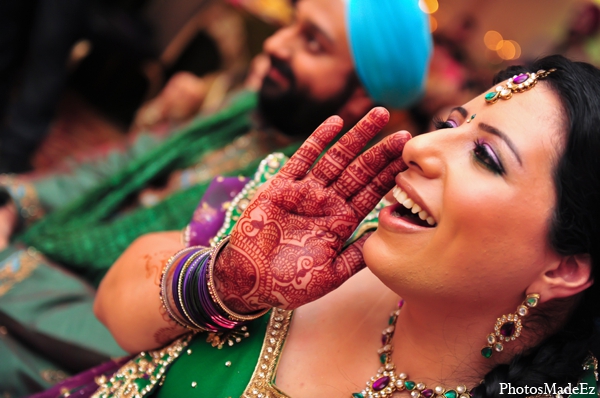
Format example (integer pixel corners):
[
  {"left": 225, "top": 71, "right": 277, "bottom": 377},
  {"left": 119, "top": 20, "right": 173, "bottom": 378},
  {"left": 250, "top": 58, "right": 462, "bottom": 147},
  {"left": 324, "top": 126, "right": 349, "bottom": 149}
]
[{"left": 485, "top": 69, "right": 557, "bottom": 104}]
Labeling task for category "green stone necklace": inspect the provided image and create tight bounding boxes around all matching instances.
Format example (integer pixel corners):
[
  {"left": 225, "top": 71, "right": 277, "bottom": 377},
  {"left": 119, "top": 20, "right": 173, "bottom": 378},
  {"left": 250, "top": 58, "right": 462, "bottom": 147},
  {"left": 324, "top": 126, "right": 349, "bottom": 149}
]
[{"left": 352, "top": 300, "right": 472, "bottom": 398}]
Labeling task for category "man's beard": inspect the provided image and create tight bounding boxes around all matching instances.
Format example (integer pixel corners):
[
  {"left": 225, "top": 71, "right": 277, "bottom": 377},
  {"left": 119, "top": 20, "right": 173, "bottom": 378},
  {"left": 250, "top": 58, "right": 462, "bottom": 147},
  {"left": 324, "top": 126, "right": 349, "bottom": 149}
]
[{"left": 258, "top": 57, "right": 359, "bottom": 138}]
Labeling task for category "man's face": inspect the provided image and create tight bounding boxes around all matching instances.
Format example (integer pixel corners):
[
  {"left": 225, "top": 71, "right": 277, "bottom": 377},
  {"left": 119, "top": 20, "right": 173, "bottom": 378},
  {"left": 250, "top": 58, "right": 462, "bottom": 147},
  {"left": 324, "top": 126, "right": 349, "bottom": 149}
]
[{"left": 258, "top": 0, "right": 360, "bottom": 137}]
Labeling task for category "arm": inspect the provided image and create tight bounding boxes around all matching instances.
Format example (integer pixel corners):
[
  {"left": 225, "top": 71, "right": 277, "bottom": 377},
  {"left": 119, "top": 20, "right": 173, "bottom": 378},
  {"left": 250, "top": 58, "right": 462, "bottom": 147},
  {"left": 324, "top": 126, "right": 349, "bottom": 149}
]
[
  {"left": 94, "top": 231, "right": 188, "bottom": 353},
  {"left": 96, "top": 108, "right": 409, "bottom": 349}
]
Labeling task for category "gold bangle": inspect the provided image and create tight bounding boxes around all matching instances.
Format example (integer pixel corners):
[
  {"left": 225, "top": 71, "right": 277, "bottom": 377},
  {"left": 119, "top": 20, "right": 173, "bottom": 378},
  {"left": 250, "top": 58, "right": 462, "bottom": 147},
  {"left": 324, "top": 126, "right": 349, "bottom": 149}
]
[
  {"left": 207, "top": 236, "right": 271, "bottom": 322},
  {"left": 176, "top": 248, "right": 211, "bottom": 331},
  {"left": 160, "top": 246, "right": 200, "bottom": 329}
]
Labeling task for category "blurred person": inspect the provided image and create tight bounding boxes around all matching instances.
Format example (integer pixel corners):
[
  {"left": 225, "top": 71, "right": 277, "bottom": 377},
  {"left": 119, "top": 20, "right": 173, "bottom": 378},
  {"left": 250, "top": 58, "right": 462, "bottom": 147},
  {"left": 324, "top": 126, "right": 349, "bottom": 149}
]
[
  {"left": 0, "top": 0, "right": 432, "bottom": 396},
  {"left": 0, "top": 0, "right": 153, "bottom": 174}
]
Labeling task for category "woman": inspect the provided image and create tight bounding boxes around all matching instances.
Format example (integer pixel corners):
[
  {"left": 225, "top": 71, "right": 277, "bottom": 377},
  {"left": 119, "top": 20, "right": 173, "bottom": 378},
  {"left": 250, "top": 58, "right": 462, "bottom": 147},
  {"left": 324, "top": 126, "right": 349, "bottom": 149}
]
[{"left": 48, "top": 54, "right": 600, "bottom": 397}]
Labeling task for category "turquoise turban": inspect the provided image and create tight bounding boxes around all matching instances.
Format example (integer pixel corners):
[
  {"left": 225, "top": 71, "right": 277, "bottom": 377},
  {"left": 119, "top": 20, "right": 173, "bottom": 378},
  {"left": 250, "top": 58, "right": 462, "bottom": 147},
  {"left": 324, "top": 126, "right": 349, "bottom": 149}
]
[{"left": 346, "top": 0, "right": 432, "bottom": 109}]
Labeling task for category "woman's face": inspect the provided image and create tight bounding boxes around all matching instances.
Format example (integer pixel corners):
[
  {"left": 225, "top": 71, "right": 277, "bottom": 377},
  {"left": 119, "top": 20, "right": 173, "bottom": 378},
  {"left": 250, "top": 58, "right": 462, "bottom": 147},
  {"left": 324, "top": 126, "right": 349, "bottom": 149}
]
[{"left": 364, "top": 82, "right": 566, "bottom": 309}]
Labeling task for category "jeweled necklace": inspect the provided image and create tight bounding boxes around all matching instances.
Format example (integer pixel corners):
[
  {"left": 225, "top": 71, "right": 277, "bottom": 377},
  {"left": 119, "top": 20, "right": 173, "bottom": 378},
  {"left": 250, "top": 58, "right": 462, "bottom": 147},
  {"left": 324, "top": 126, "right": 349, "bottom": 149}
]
[{"left": 352, "top": 300, "right": 472, "bottom": 398}]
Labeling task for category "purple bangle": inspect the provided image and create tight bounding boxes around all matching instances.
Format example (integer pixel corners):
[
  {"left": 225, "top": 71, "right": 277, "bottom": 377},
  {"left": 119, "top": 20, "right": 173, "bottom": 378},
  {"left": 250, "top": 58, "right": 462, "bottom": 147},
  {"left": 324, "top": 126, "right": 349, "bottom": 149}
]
[
  {"left": 171, "top": 250, "right": 197, "bottom": 319},
  {"left": 177, "top": 250, "right": 210, "bottom": 330},
  {"left": 186, "top": 254, "right": 214, "bottom": 329},
  {"left": 180, "top": 251, "right": 208, "bottom": 323},
  {"left": 160, "top": 246, "right": 200, "bottom": 329},
  {"left": 197, "top": 258, "right": 241, "bottom": 330}
]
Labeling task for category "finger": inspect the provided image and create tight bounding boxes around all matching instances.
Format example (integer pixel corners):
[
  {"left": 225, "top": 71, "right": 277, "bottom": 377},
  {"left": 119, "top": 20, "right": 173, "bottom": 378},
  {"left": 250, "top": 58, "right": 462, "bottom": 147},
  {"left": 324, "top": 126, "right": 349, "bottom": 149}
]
[
  {"left": 308, "top": 107, "right": 390, "bottom": 185},
  {"left": 349, "top": 157, "right": 407, "bottom": 218},
  {"left": 331, "top": 232, "right": 372, "bottom": 278},
  {"left": 331, "top": 131, "right": 410, "bottom": 198},
  {"left": 277, "top": 116, "right": 344, "bottom": 179}
]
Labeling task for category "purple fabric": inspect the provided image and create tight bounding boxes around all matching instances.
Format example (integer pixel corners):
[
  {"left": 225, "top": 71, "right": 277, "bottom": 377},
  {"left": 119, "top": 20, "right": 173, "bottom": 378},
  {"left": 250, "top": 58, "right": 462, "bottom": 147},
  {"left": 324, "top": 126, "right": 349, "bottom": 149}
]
[
  {"left": 187, "top": 176, "right": 250, "bottom": 246},
  {"left": 25, "top": 176, "right": 250, "bottom": 398},
  {"left": 28, "top": 357, "right": 132, "bottom": 398}
]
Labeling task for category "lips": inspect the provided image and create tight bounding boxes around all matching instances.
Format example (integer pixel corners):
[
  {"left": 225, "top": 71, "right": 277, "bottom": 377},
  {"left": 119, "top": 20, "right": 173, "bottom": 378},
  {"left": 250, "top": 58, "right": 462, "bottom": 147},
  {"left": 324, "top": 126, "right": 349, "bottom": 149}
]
[{"left": 265, "top": 56, "right": 295, "bottom": 90}]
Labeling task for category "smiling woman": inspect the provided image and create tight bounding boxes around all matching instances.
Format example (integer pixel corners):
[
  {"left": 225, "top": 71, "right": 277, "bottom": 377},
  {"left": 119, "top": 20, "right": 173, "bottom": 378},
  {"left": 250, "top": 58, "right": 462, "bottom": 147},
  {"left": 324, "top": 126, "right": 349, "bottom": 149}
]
[{"left": 42, "top": 55, "right": 600, "bottom": 398}]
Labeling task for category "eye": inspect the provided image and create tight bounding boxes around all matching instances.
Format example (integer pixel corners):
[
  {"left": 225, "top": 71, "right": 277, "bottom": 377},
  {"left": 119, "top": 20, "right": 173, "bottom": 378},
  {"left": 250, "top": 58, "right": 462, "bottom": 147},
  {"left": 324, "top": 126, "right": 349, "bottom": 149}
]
[
  {"left": 473, "top": 139, "right": 505, "bottom": 175},
  {"left": 432, "top": 117, "right": 458, "bottom": 130},
  {"left": 306, "top": 35, "right": 323, "bottom": 53}
]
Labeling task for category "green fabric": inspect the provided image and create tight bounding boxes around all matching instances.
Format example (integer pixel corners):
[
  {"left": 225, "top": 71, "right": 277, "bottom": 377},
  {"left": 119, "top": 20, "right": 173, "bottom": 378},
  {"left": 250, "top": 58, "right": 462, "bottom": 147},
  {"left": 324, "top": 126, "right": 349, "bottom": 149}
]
[
  {"left": 17, "top": 92, "right": 301, "bottom": 286},
  {"left": 33, "top": 133, "right": 163, "bottom": 212},
  {"left": 152, "top": 314, "right": 270, "bottom": 398},
  {"left": 570, "top": 368, "right": 598, "bottom": 397},
  {"left": 0, "top": 246, "right": 125, "bottom": 397}
]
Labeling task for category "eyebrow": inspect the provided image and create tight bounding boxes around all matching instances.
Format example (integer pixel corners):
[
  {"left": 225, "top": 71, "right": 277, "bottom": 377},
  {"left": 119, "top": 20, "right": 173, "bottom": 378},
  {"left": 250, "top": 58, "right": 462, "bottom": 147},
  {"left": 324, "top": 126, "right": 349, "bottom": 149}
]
[
  {"left": 304, "top": 21, "right": 334, "bottom": 47},
  {"left": 478, "top": 122, "right": 523, "bottom": 166},
  {"left": 450, "top": 106, "right": 468, "bottom": 118}
]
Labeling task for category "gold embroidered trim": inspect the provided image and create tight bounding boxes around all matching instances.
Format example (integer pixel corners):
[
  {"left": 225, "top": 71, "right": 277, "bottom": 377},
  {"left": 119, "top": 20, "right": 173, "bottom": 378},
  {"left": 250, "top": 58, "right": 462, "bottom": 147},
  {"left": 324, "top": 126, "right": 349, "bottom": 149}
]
[
  {"left": 40, "top": 369, "right": 68, "bottom": 384},
  {"left": 91, "top": 335, "right": 192, "bottom": 398},
  {"left": 0, "top": 174, "right": 45, "bottom": 225},
  {"left": 242, "top": 308, "right": 293, "bottom": 398},
  {"left": 0, "top": 247, "right": 40, "bottom": 297}
]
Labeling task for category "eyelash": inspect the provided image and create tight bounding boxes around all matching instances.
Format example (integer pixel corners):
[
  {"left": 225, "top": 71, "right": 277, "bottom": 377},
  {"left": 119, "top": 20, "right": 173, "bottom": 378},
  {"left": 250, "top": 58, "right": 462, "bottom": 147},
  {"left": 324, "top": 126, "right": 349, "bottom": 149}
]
[
  {"left": 432, "top": 117, "right": 505, "bottom": 175},
  {"left": 473, "top": 139, "right": 505, "bottom": 175},
  {"left": 432, "top": 116, "right": 456, "bottom": 130}
]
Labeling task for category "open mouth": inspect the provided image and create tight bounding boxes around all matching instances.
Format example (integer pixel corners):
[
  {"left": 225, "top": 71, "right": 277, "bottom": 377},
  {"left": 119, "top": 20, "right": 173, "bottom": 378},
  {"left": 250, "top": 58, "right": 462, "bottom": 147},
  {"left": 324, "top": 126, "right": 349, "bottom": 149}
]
[{"left": 390, "top": 186, "right": 436, "bottom": 228}]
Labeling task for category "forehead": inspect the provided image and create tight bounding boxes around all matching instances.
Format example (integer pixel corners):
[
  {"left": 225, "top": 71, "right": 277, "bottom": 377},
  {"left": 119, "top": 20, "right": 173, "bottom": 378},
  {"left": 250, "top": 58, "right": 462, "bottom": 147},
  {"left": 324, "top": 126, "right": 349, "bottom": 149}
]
[
  {"left": 469, "top": 81, "right": 564, "bottom": 143},
  {"left": 296, "top": 0, "right": 348, "bottom": 47}
]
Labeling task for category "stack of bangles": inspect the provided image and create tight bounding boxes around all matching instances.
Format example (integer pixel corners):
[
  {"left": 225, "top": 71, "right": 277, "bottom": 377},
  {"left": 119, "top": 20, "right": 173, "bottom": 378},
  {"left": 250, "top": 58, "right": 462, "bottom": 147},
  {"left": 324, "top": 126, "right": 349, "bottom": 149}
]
[{"left": 160, "top": 236, "right": 270, "bottom": 332}]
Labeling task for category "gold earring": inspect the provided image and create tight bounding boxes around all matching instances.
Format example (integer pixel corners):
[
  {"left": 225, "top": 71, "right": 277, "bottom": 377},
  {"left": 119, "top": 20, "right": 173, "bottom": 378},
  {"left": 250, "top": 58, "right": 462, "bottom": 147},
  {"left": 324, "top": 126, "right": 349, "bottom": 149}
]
[{"left": 481, "top": 293, "right": 540, "bottom": 358}]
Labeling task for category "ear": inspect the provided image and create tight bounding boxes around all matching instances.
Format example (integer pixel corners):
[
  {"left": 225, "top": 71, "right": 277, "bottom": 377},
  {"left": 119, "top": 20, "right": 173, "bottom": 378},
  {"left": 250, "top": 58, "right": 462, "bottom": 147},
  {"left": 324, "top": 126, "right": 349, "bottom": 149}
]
[
  {"left": 528, "top": 254, "right": 593, "bottom": 302},
  {"left": 337, "top": 85, "right": 375, "bottom": 126}
]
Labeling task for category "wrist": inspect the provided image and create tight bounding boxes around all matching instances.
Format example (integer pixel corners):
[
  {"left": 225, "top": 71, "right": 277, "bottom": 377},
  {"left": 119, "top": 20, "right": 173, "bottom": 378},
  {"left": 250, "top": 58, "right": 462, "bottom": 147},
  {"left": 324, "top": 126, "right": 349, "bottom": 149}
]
[{"left": 213, "top": 242, "right": 270, "bottom": 314}]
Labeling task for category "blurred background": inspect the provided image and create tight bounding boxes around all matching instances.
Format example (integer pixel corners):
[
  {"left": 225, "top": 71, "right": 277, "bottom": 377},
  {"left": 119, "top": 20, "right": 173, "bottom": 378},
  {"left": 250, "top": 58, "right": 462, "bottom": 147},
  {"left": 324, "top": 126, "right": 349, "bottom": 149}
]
[{"left": 1, "top": 0, "right": 599, "bottom": 173}]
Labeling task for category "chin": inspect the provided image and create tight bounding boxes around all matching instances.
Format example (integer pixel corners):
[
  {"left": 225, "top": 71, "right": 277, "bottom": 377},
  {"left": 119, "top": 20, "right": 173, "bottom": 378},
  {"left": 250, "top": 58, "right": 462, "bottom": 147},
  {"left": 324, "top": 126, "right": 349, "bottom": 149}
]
[{"left": 362, "top": 231, "right": 391, "bottom": 278}]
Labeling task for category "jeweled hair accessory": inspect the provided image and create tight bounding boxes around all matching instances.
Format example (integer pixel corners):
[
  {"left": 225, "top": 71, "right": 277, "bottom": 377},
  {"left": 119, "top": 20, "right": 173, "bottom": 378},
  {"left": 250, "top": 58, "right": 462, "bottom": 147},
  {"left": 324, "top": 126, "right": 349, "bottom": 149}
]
[{"left": 485, "top": 69, "right": 556, "bottom": 104}]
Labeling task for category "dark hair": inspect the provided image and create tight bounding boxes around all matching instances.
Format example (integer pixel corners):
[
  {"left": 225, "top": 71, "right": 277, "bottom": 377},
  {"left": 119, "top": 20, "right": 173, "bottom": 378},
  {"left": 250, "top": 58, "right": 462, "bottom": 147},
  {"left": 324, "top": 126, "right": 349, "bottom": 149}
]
[{"left": 472, "top": 55, "right": 600, "bottom": 397}]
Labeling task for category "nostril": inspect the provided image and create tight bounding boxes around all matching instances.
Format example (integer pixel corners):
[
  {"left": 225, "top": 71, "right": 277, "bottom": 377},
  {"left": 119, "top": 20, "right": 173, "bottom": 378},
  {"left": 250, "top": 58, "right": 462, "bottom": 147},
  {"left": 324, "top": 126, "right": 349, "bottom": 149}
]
[{"left": 408, "top": 160, "right": 423, "bottom": 172}]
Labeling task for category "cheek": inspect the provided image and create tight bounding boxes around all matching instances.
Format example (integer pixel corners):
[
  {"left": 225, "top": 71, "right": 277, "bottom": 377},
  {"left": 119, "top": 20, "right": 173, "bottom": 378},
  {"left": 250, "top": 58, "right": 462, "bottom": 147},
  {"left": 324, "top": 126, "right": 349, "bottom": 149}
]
[
  {"left": 294, "top": 55, "right": 352, "bottom": 98},
  {"left": 439, "top": 183, "right": 555, "bottom": 278}
]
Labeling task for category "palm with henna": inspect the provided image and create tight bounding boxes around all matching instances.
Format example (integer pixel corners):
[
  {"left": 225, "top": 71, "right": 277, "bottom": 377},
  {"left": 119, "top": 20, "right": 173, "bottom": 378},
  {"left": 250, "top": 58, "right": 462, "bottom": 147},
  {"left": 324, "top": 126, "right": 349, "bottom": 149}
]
[{"left": 214, "top": 108, "right": 410, "bottom": 312}]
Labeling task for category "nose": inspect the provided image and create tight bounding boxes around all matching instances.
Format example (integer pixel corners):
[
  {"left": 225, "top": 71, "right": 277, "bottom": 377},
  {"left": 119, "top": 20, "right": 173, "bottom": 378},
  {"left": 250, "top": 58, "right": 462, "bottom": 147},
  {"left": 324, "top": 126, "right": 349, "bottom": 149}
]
[
  {"left": 263, "top": 25, "right": 295, "bottom": 61},
  {"left": 401, "top": 130, "right": 447, "bottom": 179}
]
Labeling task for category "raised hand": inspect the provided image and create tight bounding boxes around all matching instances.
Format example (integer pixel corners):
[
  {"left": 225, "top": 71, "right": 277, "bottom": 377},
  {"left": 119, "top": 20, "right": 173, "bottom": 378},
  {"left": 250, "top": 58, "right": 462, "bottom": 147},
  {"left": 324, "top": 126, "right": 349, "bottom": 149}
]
[{"left": 214, "top": 108, "right": 410, "bottom": 312}]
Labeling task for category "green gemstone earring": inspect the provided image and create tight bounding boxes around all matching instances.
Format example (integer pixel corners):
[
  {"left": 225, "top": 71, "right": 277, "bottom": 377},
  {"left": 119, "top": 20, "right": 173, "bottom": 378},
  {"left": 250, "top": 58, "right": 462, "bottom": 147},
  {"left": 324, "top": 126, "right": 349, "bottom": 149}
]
[{"left": 481, "top": 293, "right": 540, "bottom": 359}]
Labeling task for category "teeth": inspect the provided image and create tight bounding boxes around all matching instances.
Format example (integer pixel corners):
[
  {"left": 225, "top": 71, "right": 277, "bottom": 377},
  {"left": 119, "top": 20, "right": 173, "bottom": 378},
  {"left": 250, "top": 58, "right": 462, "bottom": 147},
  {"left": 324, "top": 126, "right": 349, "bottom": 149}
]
[
  {"left": 398, "top": 191, "right": 407, "bottom": 203},
  {"left": 392, "top": 185, "right": 436, "bottom": 226}
]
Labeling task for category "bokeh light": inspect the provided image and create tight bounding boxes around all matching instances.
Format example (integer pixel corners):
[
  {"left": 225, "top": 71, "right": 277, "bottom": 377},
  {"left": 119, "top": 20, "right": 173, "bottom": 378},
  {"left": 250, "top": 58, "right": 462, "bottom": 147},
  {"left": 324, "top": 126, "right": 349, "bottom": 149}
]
[
  {"left": 430, "top": 15, "right": 438, "bottom": 32},
  {"left": 498, "top": 40, "right": 516, "bottom": 59},
  {"left": 495, "top": 40, "right": 522, "bottom": 60},
  {"left": 419, "top": 0, "right": 439, "bottom": 14},
  {"left": 484, "top": 31, "right": 503, "bottom": 50},
  {"left": 508, "top": 40, "right": 522, "bottom": 59}
]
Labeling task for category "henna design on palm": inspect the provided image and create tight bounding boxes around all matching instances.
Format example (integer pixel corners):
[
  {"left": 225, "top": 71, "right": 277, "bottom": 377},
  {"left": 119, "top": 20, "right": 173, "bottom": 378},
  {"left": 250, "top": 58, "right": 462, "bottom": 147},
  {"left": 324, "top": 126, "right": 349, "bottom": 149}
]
[{"left": 214, "top": 108, "right": 410, "bottom": 312}]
